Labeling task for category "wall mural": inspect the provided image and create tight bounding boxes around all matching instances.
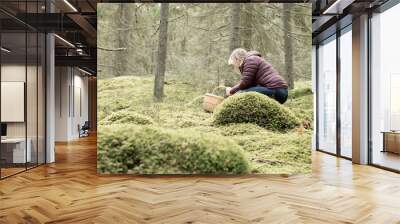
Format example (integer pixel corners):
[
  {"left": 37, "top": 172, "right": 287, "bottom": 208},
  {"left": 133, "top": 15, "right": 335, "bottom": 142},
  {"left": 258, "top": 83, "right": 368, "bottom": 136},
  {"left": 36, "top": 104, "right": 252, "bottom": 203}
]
[{"left": 97, "top": 3, "right": 313, "bottom": 174}]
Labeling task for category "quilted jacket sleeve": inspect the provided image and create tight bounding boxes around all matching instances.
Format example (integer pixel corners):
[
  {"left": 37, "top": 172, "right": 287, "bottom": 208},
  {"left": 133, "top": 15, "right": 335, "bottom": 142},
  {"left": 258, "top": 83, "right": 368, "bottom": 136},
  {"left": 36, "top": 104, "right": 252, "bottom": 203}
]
[{"left": 230, "top": 56, "right": 259, "bottom": 94}]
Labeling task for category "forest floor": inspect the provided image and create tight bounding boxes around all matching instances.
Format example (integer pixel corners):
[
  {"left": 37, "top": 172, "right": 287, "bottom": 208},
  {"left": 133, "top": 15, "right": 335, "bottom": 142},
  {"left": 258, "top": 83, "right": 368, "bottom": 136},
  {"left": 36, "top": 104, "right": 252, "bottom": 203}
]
[{"left": 98, "top": 75, "right": 313, "bottom": 174}]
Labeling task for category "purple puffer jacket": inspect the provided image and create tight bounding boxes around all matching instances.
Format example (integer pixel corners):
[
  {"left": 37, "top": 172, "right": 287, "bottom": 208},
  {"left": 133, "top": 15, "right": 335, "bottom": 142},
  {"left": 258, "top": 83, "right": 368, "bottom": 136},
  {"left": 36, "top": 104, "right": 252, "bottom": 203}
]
[{"left": 230, "top": 51, "right": 288, "bottom": 95}]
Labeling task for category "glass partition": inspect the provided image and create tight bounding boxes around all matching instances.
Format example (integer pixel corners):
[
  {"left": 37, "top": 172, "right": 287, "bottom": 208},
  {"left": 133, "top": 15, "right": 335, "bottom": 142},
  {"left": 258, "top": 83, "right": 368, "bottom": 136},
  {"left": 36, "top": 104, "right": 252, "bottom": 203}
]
[
  {"left": 1, "top": 31, "right": 28, "bottom": 177},
  {"left": 0, "top": 3, "right": 46, "bottom": 179},
  {"left": 317, "top": 35, "right": 337, "bottom": 154},
  {"left": 339, "top": 27, "right": 352, "bottom": 158},
  {"left": 371, "top": 3, "right": 400, "bottom": 171},
  {"left": 27, "top": 30, "right": 38, "bottom": 169},
  {"left": 26, "top": 0, "right": 45, "bottom": 170}
]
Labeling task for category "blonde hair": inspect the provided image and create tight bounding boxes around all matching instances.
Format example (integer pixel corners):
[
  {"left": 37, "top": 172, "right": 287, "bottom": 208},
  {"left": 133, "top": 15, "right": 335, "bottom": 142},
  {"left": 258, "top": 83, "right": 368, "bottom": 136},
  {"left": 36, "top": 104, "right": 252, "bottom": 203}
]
[{"left": 228, "top": 48, "right": 247, "bottom": 67}]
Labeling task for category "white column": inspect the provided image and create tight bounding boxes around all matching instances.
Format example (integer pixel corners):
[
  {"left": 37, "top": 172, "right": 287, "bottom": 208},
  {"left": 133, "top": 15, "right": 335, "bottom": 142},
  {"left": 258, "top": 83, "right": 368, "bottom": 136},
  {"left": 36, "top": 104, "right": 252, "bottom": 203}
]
[
  {"left": 46, "top": 33, "right": 55, "bottom": 163},
  {"left": 45, "top": 0, "right": 56, "bottom": 163},
  {"left": 352, "top": 14, "right": 369, "bottom": 164}
]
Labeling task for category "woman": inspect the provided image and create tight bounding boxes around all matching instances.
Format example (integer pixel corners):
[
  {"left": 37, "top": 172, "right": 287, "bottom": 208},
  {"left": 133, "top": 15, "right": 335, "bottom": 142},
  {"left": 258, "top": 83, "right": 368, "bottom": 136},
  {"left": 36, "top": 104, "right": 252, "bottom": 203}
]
[{"left": 226, "top": 48, "right": 289, "bottom": 104}]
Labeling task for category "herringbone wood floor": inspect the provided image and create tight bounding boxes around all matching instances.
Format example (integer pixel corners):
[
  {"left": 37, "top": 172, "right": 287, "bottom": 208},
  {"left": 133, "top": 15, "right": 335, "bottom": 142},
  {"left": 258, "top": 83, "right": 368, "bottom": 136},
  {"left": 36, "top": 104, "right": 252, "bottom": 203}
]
[{"left": 1, "top": 135, "right": 400, "bottom": 224}]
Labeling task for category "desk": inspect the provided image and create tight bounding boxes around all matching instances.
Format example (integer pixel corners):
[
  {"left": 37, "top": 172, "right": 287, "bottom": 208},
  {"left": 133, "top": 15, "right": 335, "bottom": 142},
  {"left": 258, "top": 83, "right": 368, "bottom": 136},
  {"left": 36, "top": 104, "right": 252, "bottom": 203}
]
[
  {"left": 382, "top": 131, "right": 400, "bottom": 154},
  {"left": 1, "top": 138, "right": 31, "bottom": 163}
]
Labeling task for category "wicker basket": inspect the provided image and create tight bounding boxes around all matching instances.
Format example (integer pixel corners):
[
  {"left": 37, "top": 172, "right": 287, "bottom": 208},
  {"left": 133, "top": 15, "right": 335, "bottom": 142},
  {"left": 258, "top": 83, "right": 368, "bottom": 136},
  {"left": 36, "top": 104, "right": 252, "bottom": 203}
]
[{"left": 203, "top": 93, "right": 224, "bottom": 112}]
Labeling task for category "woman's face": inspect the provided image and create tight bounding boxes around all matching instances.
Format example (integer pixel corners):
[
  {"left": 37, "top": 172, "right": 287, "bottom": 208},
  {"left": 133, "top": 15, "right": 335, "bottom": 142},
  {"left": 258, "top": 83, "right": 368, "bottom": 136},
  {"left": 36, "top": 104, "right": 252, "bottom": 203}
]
[
  {"left": 233, "top": 66, "right": 241, "bottom": 75},
  {"left": 232, "top": 60, "right": 241, "bottom": 74},
  {"left": 231, "top": 58, "right": 240, "bottom": 68}
]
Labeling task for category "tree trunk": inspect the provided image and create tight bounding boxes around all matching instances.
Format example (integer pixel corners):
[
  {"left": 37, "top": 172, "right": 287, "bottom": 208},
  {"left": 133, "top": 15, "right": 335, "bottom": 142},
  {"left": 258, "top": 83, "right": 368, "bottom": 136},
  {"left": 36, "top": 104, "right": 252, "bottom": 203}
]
[
  {"left": 227, "top": 3, "right": 241, "bottom": 86},
  {"left": 107, "top": 5, "right": 121, "bottom": 77},
  {"left": 229, "top": 3, "right": 241, "bottom": 53},
  {"left": 117, "top": 4, "right": 125, "bottom": 76},
  {"left": 154, "top": 3, "right": 169, "bottom": 101},
  {"left": 283, "top": 3, "right": 294, "bottom": 89},
  {"left": 181, "top": 11, "right": 188, "bottom": 55},
  {"left": 118, "top": 4, "right": 134, "bottom": 76},
  {"left": 206, "top": 13, "right": 213, "bottom": 74},
  {"left": 242, "top": 4, "right": 253, "bottom": 50}
]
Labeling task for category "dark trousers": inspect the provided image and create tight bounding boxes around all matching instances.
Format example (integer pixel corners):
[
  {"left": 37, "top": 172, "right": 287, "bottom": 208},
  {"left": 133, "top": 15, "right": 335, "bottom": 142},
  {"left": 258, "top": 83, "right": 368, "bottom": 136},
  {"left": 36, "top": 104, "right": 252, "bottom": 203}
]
[{"left": 241, "top": 86, "right": 288, "bottom": 104}]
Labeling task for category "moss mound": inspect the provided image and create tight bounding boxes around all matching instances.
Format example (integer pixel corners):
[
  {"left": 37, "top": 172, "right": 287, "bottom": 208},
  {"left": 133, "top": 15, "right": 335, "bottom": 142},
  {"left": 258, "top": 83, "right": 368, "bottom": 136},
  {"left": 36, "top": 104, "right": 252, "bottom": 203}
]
[
  {"left": 97, "top": 125, "right": 250, "bottom": 174},
  {"left": 97, "top": 76, "right": 312, "bottom": 174},
  {"left": 213, "top": 92, "right": 300, "bottom": 131},
  {"left": 99, "top": 110, "right": 153, "bottom": 125}
]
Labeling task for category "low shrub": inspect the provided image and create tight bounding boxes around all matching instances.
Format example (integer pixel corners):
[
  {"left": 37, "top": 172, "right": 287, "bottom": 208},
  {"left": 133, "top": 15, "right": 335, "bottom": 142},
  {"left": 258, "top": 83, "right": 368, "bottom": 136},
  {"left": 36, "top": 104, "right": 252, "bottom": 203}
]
[
  {"left": 213, "top": 92, "right": 300, "bottom": 131},
  {"left": 99, "top": 110, "right": 153, "bottom": 125},
  {"left": 97, "top": 125, "right": 250, "bottom": 174}
]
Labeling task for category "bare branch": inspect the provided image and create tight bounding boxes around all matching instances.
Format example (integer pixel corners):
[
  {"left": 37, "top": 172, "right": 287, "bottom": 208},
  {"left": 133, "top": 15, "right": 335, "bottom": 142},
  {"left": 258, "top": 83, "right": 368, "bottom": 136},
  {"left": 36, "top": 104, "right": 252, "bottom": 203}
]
[{"left": 98, "top": 46, "right": 127, "bottom": 51}]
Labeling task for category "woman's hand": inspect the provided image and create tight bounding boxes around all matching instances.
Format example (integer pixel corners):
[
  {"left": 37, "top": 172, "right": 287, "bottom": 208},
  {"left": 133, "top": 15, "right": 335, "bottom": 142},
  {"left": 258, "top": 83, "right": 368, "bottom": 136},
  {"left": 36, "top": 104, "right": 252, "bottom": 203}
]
[{"left": 225, "top": 87, "right": 232, "bottom": 97}]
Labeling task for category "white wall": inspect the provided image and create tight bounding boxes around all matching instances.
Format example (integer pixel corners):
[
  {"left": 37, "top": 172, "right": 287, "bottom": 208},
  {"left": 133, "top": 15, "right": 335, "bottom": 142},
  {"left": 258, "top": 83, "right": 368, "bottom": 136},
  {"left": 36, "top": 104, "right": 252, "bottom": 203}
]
[
  {"left": 1, "top": 65, "right": 32, "bottom": 138},
  {"left": 55, "top": 66, "right": 70, "bottom": 141},
  {"left": 55, "top": 67, "right": 89, "bottom": 141},
  {"left": 1, "top": 63, "right": 47, "bottom": 164},
  {"left": 1, "top": 64, "right": 25, "bottom": 81},
  {"left": 72, "top": 73, "right": 89, "bottom": 138},
  {"left": 1, "top": 65, "right": 26, "bottom": 140}
]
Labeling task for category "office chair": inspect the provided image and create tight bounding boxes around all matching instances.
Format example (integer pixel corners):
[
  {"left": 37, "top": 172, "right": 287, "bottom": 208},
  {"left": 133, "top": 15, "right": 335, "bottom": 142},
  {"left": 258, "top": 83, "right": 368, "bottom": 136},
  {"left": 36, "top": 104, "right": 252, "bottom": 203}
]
[{"left": 79, "top": 121, "right": 90, "bottom": 138}]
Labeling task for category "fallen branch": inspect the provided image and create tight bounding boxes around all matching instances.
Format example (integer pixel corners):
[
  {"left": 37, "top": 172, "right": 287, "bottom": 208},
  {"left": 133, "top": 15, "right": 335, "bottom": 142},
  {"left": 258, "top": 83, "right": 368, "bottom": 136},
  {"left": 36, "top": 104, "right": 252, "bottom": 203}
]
[{"left": 97, "top": 46, "right": 127, "bottom": 51}]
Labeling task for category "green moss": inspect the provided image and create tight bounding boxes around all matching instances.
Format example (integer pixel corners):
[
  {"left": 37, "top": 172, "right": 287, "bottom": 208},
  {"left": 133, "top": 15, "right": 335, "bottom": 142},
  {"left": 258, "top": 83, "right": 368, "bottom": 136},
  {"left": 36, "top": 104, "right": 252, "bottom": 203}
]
[
  {"left": 213, "top": 92, "right": 300, "bottom": 131},
  {"left": 231, "top": 130, "right": 312, "bottom": 174},
  {"left": 97, "top": 76, "right": 313, "bottom": 175},
  {"left": 286, "top": 84, "right": 314, "bottom": 129},
  {"left": 98, "top": 125, "right": 250, "bottom": 174},
  {"left": 218, "top": 123, "right": 266, "bottom": 136},
  {"left": 97, "top": 76, "right": 212, "bottom": 129},
  {"left": 288, "top": 87, "right": 313, "bottom": 99},
  {"left": 99, "top": 110, "right": 153, "bottom": 125}
]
